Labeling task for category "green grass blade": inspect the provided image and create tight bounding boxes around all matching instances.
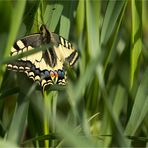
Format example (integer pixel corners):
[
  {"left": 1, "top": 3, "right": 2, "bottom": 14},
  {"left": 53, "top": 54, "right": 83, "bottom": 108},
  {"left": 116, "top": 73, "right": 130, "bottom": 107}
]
[
  {"left": 3, "top": 0, "right": 26, "bottom": 58},
  {"left": 6, "top": 94, "right": 29, "bottom": 144},
  {"left": 86, "top": 0, "right": 100, "bottom": 57},
  {"left": 53, "top": 116, "right": 97, "bottom": 147},
  {"left": 100, "top": 1, "right": 125, "bottom": 46},
  {"left": 0, "top": 45, "right": 50, "bottom": 65},
  {"left": 130, "top": 0, "right": 142, "bottom": 88},
  {"left": 59, "top": 1, "right": 78, "bottom": 39},
  {"left": 76, "top": 0, "right": 85, "bottom": 37},
  {"left": 44, "top": 2, "right": 63, "bottom": 32},
  {"left": 100, "top": 87, "right": 128, "bottom": 146},
  {"left": 6, "top": 84, "right": 36, "bottom": 144},
  {"left": 0, "top": 139, "right": 17, "bottom": 148},
  {"left": 0, "top": 0, "right": 26, "bottom": 89},
  {"left": 113, "top": 85, "right": 126, "bottom": 122},
  {"left": 103, "top": 2, "right": 128, "bottom": 71},
  {"left": 23, "top": 1, "right": 40, "bottom": 32},
  {"left": 124, "top": 68, "right": 148, "bottom": 143}
]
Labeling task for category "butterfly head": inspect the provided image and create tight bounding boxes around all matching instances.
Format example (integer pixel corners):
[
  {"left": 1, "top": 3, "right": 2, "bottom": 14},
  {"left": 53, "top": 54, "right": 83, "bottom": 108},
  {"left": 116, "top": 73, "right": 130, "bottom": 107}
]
[{"left": 40, "top": 24, "right": 51, "bottom": 43}]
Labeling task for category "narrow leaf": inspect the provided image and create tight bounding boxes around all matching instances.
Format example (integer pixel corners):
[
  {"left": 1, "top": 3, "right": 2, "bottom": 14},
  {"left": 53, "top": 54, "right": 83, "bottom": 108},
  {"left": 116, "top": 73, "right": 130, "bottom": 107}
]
[
  {"left": 125, "top": 68, "right": 148, "bottom": 136},
  {"left": 130, "top": 0, "right": 142, "bottom": 88}
]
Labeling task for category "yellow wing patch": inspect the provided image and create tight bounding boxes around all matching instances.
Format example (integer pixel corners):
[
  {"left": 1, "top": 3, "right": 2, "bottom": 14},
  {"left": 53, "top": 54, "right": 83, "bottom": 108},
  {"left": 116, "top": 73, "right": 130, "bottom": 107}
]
[{"left": 7, "top": 25, "right": 78, "bottom": 90}]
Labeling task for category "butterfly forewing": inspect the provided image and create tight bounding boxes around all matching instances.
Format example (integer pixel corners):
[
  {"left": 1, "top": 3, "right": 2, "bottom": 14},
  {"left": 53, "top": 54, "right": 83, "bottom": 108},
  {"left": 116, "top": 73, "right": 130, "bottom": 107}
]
[
  {"left": 50, "top": 33, "right": 79, "bottom": 66},
  {"left": 7, "top": 25, "right": 78, "bottom": 90}
]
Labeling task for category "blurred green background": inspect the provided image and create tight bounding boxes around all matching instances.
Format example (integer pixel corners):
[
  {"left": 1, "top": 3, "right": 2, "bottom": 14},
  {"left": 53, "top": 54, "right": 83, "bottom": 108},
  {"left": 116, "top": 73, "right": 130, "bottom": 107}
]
[{"left": 0, "top": 0, "right": 148, "bottom": 147}]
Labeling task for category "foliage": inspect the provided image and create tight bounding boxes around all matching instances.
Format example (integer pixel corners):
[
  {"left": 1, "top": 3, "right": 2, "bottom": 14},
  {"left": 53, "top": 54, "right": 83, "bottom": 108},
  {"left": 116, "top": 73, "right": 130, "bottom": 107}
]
[{"left": 0, "top": 0, "right": 148, "bottom": 147}]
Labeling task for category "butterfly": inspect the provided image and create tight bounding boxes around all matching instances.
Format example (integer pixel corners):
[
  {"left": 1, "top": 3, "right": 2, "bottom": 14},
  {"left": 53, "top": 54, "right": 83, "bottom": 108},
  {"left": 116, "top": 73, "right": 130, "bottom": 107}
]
[{"left": 7, "top": 24, "right": 79, "bottom": 90}]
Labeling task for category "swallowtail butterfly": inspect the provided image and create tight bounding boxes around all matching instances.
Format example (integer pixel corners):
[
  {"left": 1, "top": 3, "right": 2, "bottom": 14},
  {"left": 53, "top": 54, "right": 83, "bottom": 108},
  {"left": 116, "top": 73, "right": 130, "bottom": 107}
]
[{"left": 7, "top": 25, "right": 78, "bottom": 90}]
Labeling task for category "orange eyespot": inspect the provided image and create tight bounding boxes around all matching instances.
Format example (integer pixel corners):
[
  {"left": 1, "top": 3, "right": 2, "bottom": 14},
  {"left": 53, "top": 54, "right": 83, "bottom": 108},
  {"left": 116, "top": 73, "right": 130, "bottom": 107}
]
[
  {"left": 50, "top": 71, "right": 55, "bottom": 78},
  {"left": 55, "top": 72, "right": 58, "bottom": 78}
]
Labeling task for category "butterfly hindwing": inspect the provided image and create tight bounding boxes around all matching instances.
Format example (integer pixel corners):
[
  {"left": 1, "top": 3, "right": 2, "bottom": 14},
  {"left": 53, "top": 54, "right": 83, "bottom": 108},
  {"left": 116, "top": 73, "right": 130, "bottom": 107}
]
[{"left": 7, "top": 25, "right": 78, "bottom": 89}]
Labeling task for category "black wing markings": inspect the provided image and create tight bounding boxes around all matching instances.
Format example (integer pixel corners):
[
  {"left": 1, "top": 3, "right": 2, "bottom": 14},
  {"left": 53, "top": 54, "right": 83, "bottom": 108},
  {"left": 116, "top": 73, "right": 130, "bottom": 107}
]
[{"left": 7, "top": 25, "right": 78, "bottom": 89}]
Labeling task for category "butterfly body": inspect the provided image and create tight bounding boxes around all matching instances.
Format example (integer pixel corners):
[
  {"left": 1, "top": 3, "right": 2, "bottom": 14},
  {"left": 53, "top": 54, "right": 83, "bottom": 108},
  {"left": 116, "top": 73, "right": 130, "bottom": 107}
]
[{"left": 7, "top": 25, "right": 78, "bottom": 89}]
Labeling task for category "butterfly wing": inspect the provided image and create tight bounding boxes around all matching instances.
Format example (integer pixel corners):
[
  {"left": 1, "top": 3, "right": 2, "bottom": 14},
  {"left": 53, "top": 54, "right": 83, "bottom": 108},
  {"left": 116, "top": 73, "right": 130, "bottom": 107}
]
[
  {"left": 7, "top": 33, "right": 66, "bottom": 89},
  {"left": 50, "top": 33, "right": 79, "bottom": 66},
  {"left": 7, "top": 25, "right": 78, "bottom": 89}
]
